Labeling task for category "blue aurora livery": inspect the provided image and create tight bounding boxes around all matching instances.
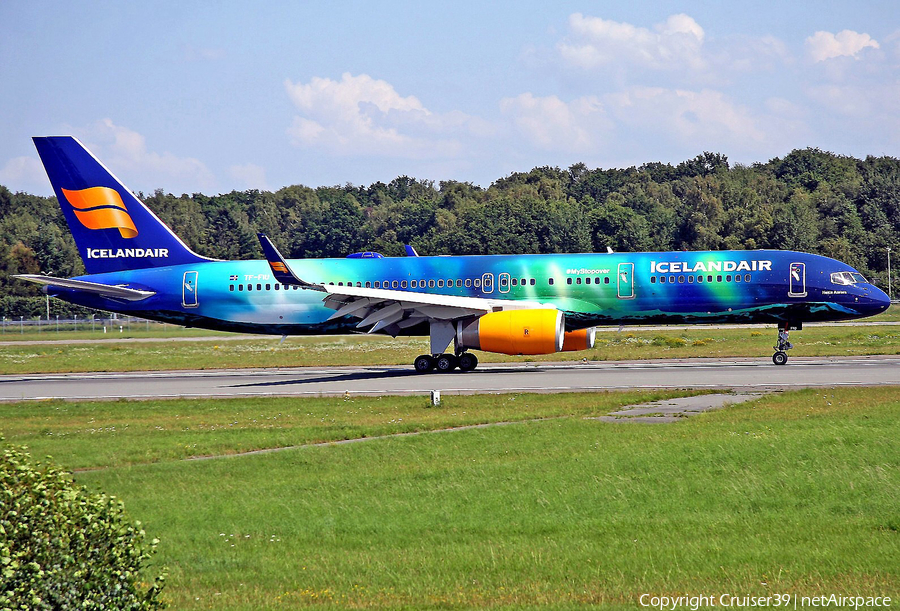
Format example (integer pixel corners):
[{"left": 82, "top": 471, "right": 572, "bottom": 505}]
[{"left": 17, "top": 136, "right": 890, "bottom": 371}]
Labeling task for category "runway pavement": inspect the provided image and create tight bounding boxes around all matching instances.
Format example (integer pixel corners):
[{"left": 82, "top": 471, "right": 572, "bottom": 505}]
[{"left": 1, "top": 356, "right": 898, "bottom": 402}]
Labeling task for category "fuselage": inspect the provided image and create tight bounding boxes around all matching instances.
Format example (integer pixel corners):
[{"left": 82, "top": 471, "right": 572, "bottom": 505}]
[{"left": 47, "top": 250, "right": 890, "bottom": 335}]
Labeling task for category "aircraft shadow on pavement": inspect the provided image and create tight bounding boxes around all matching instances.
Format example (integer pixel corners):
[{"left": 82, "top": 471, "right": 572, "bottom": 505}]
[{"left": 228, "top": 364, "right": 550, "bottom": 389}]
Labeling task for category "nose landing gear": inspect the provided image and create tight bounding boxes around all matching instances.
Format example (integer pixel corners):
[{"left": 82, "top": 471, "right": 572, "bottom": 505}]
[{"left": 773, "top": 323, "right": 794, "bottom": 365}]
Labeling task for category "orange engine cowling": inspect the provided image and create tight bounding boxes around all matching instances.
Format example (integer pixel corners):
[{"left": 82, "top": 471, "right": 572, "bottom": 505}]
[
  {"left": 562, "top": 327, "right": 596, "bottom": 352},
  {"left": 457, "top": 309, "right": 564, "bottom": 355}
]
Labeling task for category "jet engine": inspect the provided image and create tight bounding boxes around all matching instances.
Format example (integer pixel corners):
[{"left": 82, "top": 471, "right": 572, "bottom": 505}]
[
  {"left": 562, "top": 327, "right": 596, "bottom": 351},
  {"left": 457, "top": 309, "right": 564, "bottom": 355}
]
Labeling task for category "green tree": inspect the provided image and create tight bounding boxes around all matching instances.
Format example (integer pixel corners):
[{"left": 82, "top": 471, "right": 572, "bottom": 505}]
[{"left": 0, "top": 442, "right": 165, "bottom": 610}]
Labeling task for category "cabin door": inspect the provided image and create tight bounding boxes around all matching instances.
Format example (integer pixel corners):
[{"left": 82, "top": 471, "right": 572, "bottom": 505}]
[
  {"left": 617, "top": 263, "right": 635, "bottom": 299},
  {"left": 788, "top": 262, "right": 807, "bottom": 298},
  {"left": 183, "top": 271, "right": 199, "bottom": 307},
  {"left": 498, "top": 272, "right": 511, "bottom": 293},
  {"left": 481, "top": 272, "right": 494, "bottom": 294}
]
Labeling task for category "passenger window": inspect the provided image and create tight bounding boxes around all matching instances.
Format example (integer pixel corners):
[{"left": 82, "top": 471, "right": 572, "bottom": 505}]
[
  {"left": 678, "top": 275, "right": 685, "bottom": 283},
  {"left": 651, "top": 277, "right": 656, "bottom": 284},
  {"left": 401, "top": 280, "right": 407, "bottom": 288},
  {"left": 465, "top": 279, "right": 472, "bottom": 287},
  {"left": 576, "top": 278, "right": 582, "bottom": 285},
  {"left": 726, "top": 275, "right": 732, "bottom": 282},
  {"left": 275, "top": 284, "right": 280, "bottom": 290},
  {"left": 707, "top": 275, "right": 713, "bottom": 283},
  {"left": 512, "top": 278, "right": 518, "bottom": 286},
  {"left": 660, "top": 277, "right": 666, "bottom": 284},
  {"left": 456, "top": 279, "right": 462, "bottom": 287},
  {"left": 474, "top": 279, "right": 480, "bottom": 288},
  {"left": 429, "top": 280, "right": 435, "bottom": 288},
  {"left": 717, "top": 275, "right": 722, "bottom": 282},
  {"left": 238, "top": 284, "right": 243, "bottom": 291},
  {"left": 688, "top": 276, "right": 694, "bottom": 283},
  {"left": 438, "top": 280, "right": 444, "bottom": 287},
  {"left": 567, "top": 278, "right": 573, "bottom": 285},
  {"left": 229, "top": 285, "right": 234, "bottom": 291},
  {"left": 266, "top": 284, "right": 271, "bottom": 291},
  {"left": 697, "top": 275, "right": 703, "bottom": 283},
  {"left": 549, "top": 278, "right": 554, "bottom": 285},
  {"left": 392, "top": 281, "right": 398, "bottom": 288},
  {"left": 530, "top": 279, "right": 535, "bottom": 286},
  {"left": 257, "top": 284, "right": 262, "bottom": 291},
  {"left": 374, "top": 281, "right": 380, "bottom": 288},
  {"left": 338, "top": 282, "right": 343, "bottom": 286},
  {"left": 365, "top": 282, "right": 371, "bottom": 288},
  {"left": 735, "top": 275, "right": 742, "bottom": 283},
  {"left": 744, "top": 274, "right": 751, "bottom": 282},
  {"left": 604, "top": 277, "right": 610, "bottom": 284}
]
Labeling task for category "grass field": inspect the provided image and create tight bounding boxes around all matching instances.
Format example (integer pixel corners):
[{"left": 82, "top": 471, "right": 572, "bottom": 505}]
[
  {"left": 2, "top": 323, "right": 900, "bottom": 374},
  {"left": 2, "top": 388, "right": 898, "bottom": 609}
]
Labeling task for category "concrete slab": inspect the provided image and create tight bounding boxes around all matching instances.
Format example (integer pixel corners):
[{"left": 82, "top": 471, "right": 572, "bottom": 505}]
[{"left": 593, "top": 392, "right": 764, "bottom": 423}]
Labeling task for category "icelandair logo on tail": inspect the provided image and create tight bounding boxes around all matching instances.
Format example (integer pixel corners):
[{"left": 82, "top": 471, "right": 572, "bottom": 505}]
[{"left": 62, "top": 187, "right": 138, "bottom": 238}]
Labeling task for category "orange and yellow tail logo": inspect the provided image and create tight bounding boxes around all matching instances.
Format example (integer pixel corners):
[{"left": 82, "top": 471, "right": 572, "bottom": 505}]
[
  {"left": 270, "top": 262, "right": 288, "bottom": 273},
  {"left": 62, "top": 187, "right": 138, "bottom": 238}
]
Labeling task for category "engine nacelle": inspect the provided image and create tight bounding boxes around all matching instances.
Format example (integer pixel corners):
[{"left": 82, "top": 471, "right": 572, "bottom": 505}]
[
  {"left": 457, "top": 309, "right": 564, "bottom": 355},
  {"left": 562, "top": 327, "right": 596, "bottom": 352}
]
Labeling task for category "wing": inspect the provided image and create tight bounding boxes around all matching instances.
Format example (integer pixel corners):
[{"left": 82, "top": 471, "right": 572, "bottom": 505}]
[
  {"left": 15, "top": 274, "right": 156, "bottom": 301},
  {"left": 257, "top": 234, "right": 550, "bottom": 337}
]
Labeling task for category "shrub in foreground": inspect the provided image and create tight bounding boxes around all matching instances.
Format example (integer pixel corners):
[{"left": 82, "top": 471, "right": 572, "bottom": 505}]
[{"left": 0, "top": 442, "right": 164, "bottom": 609}]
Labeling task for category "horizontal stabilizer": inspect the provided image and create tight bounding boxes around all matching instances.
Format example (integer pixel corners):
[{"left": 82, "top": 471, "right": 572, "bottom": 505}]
[{"left": 14, "top": 274, "right": 156, "bottom": 301}]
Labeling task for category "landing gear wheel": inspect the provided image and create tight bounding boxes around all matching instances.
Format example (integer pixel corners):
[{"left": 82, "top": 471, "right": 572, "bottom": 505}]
[
  {"left": 458, "top": 352, "right": 478, "bottom": 372},
  {"left": 414, "top": 354, "right": 435, "bottom": 373},
  {"left": 772, "top": 323, "right": 793, "bottom": 366},
  {"left": 435, "top": 353, "right": 458, "bottom": 372}
]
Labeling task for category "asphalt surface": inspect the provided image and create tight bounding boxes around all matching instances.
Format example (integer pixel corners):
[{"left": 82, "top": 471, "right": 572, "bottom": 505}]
[{"left": 1, "top": 356, "right": 898, "bottom": 402}]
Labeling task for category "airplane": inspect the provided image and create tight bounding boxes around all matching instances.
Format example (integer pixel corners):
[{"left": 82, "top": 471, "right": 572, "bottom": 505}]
[{"left": 15, "top": 136, "right": 891, "bottom": 372}]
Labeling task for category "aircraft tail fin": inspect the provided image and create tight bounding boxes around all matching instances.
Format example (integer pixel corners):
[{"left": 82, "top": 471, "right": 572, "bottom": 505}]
[{"left": 33, "top": 136, "right": 210, "bottom": 274}]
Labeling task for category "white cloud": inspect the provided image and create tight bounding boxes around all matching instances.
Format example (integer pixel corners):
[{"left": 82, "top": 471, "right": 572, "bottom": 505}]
[
  {"left": 499, "top": 93, "right": 607, "bottom": 152},
  {"left": 605, "top": 87, "right": 765, "bottom": 144},
  {"left": 284, "top": 73, "right": 488, "bottom": 158},
  {"left": 0, "top": 156, "right": 46, "bottom": 193},
  {"left": 558, "top": 13, "right": 706, "bottom": 71},
  {"left": 229, "top": 163, "right": 269, "bottom": 191},
  {"left": 75, "top": 119, "right": 216, "bottom": 193},
  {"left": 805, "top": 30, "right": 879, "bottom": 62},
  {"left": 500, "top": 87, "right": 792, "bottom": 162}
]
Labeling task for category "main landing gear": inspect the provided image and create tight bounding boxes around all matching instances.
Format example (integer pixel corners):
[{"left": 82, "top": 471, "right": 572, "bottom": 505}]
[
  {"left": 772, "top": 323, "right": 794, "bottom": 366},
  {"left": 413, "top": 351, "right": 479, "bottom": 373}
]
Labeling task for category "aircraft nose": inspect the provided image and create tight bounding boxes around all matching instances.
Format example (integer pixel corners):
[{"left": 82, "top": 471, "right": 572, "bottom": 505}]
[{"left": 865, "top": 285, "right": 892, "bottom": 315}]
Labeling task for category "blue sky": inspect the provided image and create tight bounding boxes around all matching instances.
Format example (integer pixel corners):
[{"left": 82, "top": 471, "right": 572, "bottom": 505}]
[{"left": 1, "top": 1, "right": 898, "bottom": 196}]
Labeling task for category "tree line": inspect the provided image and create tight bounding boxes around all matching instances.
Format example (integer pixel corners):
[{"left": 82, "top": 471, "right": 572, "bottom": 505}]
[{"left": 2, "top": 148, "right": 899, "bottom": 317}]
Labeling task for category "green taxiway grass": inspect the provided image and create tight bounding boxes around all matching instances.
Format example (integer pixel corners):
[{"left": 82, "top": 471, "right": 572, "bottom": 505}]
[
  {"left": 2, "top": 388, "right": 898, "bottom": 609},
  {"left": 1, "top": 323, "right": 900, "bottom": 374}
]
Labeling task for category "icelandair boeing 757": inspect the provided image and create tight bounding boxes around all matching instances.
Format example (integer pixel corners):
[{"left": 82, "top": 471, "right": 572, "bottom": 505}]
[{"left": 16, "top": 137, "right": 890, "bottom": 371}]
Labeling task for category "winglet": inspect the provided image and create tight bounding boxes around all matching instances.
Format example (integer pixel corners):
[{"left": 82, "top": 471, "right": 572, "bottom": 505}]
[
  {"left": 404, "top": 245, "right": 419, "bottom": 257},
  {"left": 257, "top": 234, "right": 323, "bottom": 290}
]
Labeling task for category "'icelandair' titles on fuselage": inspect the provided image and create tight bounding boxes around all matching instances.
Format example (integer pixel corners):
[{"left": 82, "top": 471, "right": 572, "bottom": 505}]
[
  {"left": 87, "top": 248, "right": 169, "bottom": 259},
  {"left": 651, "top": 259, "right": 772, "bottom": 274}
]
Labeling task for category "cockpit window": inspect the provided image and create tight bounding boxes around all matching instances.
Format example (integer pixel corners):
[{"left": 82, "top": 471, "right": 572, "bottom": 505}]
[{"left": 831, "top": 271, "right": 868, "bottom": 285}]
